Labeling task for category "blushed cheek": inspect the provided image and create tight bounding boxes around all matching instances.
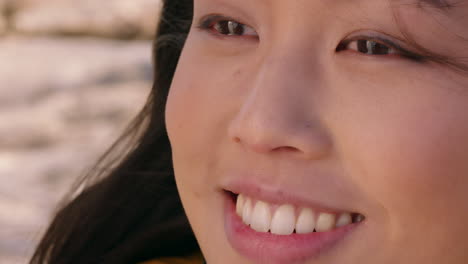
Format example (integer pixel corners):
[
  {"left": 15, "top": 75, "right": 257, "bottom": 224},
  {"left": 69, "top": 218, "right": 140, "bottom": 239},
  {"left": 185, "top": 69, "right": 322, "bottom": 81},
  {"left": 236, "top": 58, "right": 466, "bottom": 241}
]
[
  {"left": 166, "top": 40, "right": 253, "bottom": 178},
  {"left": 166, "top": 82, "right": 209, "bottom": 183},
  {"left": 377, "top": 118, "right": 468, "bottom": 206},
  {"left": 165, "top": 55, "right": 235, "bottom": 194},
  {"left": 166, "top": 72, "right": 219, "bottom": 238},
  {"left": 357, "top": 111, "right": 468, "bottom": 257}
]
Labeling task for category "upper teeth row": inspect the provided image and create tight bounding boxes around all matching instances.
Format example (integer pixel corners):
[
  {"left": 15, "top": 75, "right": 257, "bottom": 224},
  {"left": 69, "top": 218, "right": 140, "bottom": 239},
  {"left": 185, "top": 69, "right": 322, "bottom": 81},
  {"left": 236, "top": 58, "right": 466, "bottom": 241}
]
[{"left": 236, "top": 194, "right": 362, "bottom": 235}]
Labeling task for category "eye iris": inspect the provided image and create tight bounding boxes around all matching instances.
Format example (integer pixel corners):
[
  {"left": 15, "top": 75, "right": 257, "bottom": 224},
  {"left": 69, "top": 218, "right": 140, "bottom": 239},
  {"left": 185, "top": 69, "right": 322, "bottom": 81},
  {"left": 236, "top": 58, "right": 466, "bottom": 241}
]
[
  {"left": 231, "top": 21, "right": 245, "bottom": 35},
  {"left": 357, "top": 40, "right": 390, "bottom": 55},
  {"left": 214, "top": 20, "right": 244, "bottom": 35}
]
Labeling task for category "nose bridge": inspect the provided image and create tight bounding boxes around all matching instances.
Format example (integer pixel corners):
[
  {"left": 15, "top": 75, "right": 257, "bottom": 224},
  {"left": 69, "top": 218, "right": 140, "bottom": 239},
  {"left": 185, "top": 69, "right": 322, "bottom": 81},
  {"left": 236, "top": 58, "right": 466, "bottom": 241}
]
[
  {"left": 228, "top": 46, "right": 332, "bottom": 159},
  {"left": 247, "top": 53, "right": 310, "bottom": 130}
]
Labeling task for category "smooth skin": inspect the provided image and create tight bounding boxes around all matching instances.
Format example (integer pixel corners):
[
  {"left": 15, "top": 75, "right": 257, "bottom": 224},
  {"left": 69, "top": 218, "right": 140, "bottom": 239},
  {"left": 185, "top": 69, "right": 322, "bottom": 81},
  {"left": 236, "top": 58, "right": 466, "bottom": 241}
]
[{"left": 166, "top": 0, "right": 468, "bottom": 263}]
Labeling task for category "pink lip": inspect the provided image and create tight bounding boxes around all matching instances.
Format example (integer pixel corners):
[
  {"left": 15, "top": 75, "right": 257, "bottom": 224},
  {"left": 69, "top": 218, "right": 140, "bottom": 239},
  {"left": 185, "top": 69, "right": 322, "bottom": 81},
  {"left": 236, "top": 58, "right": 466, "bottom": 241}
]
[
  {"left": 222, "top": 178, "right": 357, "bottom": 214},
  {"left": 223, "top": 193, "right": 361, "bottom": 264}
]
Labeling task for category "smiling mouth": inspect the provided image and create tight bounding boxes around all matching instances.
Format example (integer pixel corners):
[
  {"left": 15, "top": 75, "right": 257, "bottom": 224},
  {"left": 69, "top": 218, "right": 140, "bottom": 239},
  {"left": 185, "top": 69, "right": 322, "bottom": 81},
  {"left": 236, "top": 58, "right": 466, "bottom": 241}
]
[
  {"left": 223, "top": 189, "right": 365, "bottom": 263},
  {"left": 230, "top": 191, "right": 365, "bottom": 235}
]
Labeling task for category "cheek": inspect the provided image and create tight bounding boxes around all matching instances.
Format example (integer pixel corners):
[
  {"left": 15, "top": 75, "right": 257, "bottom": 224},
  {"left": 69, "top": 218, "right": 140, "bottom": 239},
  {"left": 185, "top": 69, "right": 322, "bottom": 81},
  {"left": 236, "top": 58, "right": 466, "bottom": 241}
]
[
  {"left": 165, "top": 42, "right": 245, "bottom": 191},
  {"left": 165, "top": 36, "right": 253, "bottom": 176},
  {"left": 328, "top": 65, "right": 468, "bottom": 260},
  {"left": 366, "top": 119, "right": 468, "bottom": 214},
  {"left": 346, "top": 94, "right": 468, "bottom": 254},
  {"left": 165, "top": 39, "right": 252, "bottom": 264},
  {"left": 165, "top": 65, "right": 216, "bottom": 190}
]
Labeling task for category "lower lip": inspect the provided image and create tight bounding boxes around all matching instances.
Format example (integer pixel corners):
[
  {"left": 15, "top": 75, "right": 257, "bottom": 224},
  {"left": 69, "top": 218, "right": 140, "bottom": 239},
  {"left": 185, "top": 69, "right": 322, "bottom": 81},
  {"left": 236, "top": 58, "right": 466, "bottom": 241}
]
[{"left": 223, "top": 193, "right": 360, "bottom": 264}]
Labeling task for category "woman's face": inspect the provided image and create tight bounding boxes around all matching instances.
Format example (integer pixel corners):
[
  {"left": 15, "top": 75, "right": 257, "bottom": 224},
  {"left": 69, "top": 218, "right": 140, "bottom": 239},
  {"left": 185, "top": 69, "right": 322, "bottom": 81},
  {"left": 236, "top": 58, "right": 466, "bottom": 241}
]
[{"left": 166, "top": 0, "right": 468, "bottom": 263}]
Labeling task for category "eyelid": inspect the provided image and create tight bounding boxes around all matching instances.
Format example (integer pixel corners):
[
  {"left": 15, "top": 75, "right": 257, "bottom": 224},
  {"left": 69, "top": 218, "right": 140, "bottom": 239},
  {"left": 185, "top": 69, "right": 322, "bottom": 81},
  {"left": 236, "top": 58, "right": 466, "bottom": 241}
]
[{"left": 198, "top": 14, "right": 230, "bottom": 29}]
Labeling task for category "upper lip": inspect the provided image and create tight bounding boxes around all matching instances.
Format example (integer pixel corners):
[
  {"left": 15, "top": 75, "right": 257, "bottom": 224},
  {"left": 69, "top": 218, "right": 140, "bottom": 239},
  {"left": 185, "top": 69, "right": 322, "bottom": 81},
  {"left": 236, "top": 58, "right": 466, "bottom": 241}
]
[{"left": 220, "top": 171, "right": 364, "bottom": 214}]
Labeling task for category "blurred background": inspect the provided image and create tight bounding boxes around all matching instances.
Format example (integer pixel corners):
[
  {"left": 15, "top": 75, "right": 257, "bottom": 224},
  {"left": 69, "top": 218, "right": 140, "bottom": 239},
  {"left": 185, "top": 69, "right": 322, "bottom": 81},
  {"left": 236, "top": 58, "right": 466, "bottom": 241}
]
[{"left": 0, "top": 0, "right": 161, "bottom": 262}]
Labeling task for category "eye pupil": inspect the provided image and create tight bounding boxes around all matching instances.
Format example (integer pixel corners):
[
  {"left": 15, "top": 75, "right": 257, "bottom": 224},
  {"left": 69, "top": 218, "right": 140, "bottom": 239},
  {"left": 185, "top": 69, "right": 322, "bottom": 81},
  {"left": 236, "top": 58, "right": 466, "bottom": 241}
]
[
  {"left": 357, "top": 40, "right": 390, "bottom": 55},
  {"left": 214, "top": 21, "right": 230, "bottom": 35},
  {"left": 231, "top": 22, "right": 245, "bottom": 35},
  {"left": 214, "top": 20, "right": 245, "bottom": 35}
]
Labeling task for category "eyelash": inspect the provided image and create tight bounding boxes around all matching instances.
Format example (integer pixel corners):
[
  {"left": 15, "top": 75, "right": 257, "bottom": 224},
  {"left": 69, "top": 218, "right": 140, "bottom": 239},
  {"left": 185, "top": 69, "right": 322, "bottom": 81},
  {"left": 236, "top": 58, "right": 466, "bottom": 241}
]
[{"left": 197, "top": 15, "right": 424, "bottom": 62}]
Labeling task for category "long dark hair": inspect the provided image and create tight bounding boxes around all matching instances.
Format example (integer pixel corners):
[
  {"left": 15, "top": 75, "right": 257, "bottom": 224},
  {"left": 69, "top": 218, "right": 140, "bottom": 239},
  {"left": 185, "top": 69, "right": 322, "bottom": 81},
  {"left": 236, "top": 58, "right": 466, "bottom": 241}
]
[{"left": 30, "top": 0, "right": 196, "bottom": 263}]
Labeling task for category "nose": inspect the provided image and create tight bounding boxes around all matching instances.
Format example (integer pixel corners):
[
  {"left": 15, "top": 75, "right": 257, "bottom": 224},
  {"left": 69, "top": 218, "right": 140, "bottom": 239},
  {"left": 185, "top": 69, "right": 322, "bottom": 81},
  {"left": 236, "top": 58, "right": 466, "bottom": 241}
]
[{"left": 228, "top": 53, "right": 333, "bottom": 160}]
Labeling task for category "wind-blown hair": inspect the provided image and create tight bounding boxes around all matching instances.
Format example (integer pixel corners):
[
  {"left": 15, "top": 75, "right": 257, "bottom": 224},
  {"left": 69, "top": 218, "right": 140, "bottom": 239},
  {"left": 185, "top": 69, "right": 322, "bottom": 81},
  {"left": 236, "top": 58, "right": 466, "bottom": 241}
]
[{"left": 30, "top": 1, "right": 196, "bottom": 263}]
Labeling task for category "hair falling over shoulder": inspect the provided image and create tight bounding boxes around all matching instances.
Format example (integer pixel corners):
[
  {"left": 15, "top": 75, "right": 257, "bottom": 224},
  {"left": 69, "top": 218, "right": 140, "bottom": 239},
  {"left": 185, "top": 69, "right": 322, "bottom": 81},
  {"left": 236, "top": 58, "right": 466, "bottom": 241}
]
[{"left": 29, "top": 1, "right": 198, "bottom": 263}]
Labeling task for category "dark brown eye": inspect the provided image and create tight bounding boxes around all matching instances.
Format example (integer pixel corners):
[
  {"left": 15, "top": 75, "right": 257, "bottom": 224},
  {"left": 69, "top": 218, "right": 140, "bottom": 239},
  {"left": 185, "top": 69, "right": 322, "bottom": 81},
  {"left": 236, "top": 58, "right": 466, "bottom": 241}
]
[
  {"left": 336, "top": 36, "right": 425, "bottom": 62},
  {"left": 214, "top": 21, "right": 242, "bottom": 35},
  {"left": 212, "top": 20, "right": 257, "bottom": 36},
  {"left": 347, "top": 39, "right": 396, "bottom": 55},
  {"left": 356, "top": 40, "right": 392, "bottom": 55}
]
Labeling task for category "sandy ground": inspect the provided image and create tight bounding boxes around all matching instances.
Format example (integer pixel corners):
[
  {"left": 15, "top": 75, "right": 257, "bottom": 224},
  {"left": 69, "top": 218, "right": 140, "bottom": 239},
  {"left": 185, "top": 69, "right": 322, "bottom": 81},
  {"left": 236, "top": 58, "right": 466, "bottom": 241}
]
[{"left": 0, "top": 35, "right": 152, "bottom": 263}]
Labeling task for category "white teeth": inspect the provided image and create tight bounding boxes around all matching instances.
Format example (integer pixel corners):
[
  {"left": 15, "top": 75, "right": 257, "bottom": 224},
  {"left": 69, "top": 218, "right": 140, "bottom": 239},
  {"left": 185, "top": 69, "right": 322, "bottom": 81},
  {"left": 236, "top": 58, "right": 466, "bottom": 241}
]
[
  {"left": 236, "top": 194, "right": 245, "bottom": 217},
  {"left": 242, "top": 197, "right": 253, "bottom": 225},
  {"left": 270, "top": 204, "right": 296, "bottom": 235},
  {"left": 295, "top": 208, "right": 316, "bottom": 234},
  {"left": 316, "top": 213, "right": 336, "bottom": 232},
  {"left": 250, "top": 201, "right": 272, "bottom": 232},
  {"left": 336, "top": 213, "right": 352, "bottom": 227},
  {"left": 234, "top": 193, "right": 361, "bottom": 234}
]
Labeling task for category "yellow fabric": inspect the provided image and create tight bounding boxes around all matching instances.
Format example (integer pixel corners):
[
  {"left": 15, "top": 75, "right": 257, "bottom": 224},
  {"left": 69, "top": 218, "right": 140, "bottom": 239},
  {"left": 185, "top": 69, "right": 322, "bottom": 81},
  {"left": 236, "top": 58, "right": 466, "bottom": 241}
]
[{"left": 139, "top": 252, "right": 204, "bottom": 264}]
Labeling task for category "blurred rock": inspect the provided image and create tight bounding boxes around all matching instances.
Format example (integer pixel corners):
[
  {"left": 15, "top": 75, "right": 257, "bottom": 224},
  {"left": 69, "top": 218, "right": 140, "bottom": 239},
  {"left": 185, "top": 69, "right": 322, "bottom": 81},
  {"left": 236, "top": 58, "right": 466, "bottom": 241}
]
[
  {"left": 9, "top": 0, "right": 162, "bottom": 39},
  {"left": 0, "top": 36, "right": 152, "bottom": 263},
  {"left": 0, "top": 1, "right": 159, "bottom": 263},
  {"left": 0, "top": 36, "right": 153, "bottom": 107}
]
